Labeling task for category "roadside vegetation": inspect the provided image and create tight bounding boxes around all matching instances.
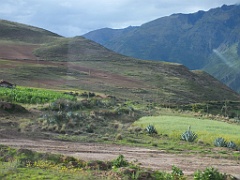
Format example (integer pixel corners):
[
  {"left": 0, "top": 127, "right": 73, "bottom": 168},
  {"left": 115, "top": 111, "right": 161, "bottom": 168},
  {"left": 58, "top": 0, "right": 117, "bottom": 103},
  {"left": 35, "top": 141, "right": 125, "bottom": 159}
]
[{"left": 0, "top": 145, "right": 231, "bottom": 180}]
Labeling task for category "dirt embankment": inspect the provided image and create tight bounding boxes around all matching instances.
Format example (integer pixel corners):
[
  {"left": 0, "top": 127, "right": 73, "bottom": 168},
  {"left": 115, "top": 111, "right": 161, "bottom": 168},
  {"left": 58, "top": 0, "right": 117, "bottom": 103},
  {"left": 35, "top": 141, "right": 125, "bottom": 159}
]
[{"left": 0, "top": 138, "right": 239, "bottom": 178}]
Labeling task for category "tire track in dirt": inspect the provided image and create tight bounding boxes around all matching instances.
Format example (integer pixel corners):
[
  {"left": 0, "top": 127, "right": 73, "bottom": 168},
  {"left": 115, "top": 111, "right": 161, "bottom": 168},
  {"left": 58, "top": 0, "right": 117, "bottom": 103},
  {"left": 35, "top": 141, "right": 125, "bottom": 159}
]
[{"left": 0, "top": 138, "right": 239, "bottom": 178}]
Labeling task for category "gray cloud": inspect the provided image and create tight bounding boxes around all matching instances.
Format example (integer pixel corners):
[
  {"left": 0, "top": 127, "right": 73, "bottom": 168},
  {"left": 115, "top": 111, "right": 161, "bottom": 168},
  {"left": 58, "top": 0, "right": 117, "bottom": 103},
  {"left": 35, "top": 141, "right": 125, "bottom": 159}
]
[{"left": 0, "top": 0, "right": 240, "bottom": 37}]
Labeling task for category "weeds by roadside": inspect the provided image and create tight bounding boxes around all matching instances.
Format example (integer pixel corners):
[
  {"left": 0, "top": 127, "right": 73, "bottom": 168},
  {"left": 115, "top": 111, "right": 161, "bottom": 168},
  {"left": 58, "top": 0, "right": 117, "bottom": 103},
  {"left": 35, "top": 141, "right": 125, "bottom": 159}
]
[{"left": 0, "top": 145, "right": 236, "bottom": 180}]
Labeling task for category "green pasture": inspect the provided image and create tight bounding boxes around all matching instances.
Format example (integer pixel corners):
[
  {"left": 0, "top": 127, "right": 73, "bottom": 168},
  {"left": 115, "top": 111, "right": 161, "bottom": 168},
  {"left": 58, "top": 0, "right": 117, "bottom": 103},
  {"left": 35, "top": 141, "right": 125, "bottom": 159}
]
[{"left": 134, "top": 115, "right": 240, "bottom": 145}]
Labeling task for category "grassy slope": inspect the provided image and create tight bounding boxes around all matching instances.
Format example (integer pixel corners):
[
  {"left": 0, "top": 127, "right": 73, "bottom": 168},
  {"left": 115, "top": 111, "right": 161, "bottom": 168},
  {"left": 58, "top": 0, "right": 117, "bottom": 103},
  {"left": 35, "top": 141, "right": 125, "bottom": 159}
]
[{"left": 135, "top": 115, "right": 240, "bottom": 145}]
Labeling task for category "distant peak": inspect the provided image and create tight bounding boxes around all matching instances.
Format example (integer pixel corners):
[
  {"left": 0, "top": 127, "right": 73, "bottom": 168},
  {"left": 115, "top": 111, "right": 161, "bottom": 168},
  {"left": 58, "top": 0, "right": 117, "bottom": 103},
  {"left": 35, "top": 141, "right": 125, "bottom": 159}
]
[{"left": 221, "top": 4, "right": 236, "bottom": 10}]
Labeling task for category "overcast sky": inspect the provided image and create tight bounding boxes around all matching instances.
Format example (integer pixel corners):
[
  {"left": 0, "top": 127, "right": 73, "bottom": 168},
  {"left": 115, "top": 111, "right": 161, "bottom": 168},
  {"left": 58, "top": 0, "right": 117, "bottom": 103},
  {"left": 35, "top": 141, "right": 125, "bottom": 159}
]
[{"left": 1, "top": 0, "right": 240, "bottom": 37}]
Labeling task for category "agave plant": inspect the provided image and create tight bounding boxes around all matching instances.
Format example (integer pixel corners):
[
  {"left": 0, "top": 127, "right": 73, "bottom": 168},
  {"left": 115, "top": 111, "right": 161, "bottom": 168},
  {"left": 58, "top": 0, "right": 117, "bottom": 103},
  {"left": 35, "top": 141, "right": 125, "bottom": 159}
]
[
  {"left": 146, "top": 124, "right": 158, "bottom": 135},
  {"left": 181, "top": 126, "right": 197, "bottom": 142},
  {"left": 227, "top": 141, "right": 237, "bottom": 149},
  {"left": 214, "top": 137, "right": 227, "bottom": 147}
]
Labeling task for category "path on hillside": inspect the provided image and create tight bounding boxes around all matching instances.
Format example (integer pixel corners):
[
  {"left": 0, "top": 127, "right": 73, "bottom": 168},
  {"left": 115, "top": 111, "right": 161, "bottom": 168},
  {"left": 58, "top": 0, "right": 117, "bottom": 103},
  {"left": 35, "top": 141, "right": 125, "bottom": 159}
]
[{"left": 0, "top": 138, "right": 239, "bottom": 178}]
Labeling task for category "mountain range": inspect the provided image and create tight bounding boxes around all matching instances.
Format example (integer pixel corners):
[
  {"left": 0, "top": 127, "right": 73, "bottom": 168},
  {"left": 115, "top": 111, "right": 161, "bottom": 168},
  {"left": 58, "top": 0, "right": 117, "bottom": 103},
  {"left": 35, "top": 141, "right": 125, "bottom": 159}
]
[
  {"left": 83, "top": 4, "right": 240, "bottom": 93},
  {"left": 0, "top": 19, "right": 239, "bottom": 104}
]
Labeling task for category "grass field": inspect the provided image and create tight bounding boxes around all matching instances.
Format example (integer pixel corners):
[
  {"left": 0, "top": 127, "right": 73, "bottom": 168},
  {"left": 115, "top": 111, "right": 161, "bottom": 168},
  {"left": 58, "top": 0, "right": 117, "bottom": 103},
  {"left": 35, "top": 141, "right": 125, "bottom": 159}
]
[{"left": 134, "top": 115, "right": 240, "bottom": 146}]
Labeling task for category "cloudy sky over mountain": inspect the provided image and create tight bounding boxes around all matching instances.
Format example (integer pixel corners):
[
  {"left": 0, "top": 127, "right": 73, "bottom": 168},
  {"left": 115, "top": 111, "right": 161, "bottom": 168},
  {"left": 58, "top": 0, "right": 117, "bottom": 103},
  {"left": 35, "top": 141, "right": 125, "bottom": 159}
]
[{"left": 1, "top": 0, "right": 240, "bottom": 37}]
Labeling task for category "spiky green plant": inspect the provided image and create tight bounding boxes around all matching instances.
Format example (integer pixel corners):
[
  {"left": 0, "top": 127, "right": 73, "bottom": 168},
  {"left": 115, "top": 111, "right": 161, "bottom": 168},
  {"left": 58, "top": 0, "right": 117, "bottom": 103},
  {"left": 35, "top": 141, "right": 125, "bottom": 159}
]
[
  {"left": 227, "top": 141, "right": 237, "bottom": 149},
  {"left": 112, "top": 155, "right": 128, "bottom": 168},
  {"left": 214, "top": 137, "right": 227, "bottom": 147},
  {"left": 146, "top": 124, "right": 157, "bottom": 135},
  {"left": 181, "top": 126, "right": 197, "bottom": 142}
]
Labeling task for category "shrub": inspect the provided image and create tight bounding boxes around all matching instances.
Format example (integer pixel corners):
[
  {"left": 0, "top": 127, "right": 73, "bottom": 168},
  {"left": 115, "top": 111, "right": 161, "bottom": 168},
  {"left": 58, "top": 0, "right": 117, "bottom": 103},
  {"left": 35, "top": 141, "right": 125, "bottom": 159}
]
[
  {"left": 152, "top": 166, "right": 186, "bottom": 180},
  {"left": 116, "top": 134, "right": 123, "bottom": 140},
  {"left": 194, "top": 167, "right": 227, "bottom": 180},
  {"left": 87, "top": 160, "right": 109, "bottom": 170},
  {"left": 153, "top": 171, "right": 173, "bottom": 179},
  {"left": 86, "top": 124, "right": 94, "bottom": 133},
  {"left": 112, "top": 155, "right": 128, "bottom": 168},
  {"left": 181, "top": 126, "right": 197, "bottom": 142},
  {"left": 134, "top": 127, "right": 142, "bottom": 136},
  {"left": 214, "top": 137, "right": 227, "bottom": 147},
  {"left": 171, "top": 165, "right": 184, "bottom": 177},
  {"left": 146, "top": 124, "right": 157, "bottom": 135}
]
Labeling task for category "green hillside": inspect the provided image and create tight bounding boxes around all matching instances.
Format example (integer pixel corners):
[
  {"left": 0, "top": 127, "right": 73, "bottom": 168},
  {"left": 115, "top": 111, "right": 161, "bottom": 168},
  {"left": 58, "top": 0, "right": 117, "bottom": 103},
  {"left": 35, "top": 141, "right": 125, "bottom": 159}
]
[
  {"left": 0, "top": 19, "right": 239, "bottom": 104},
  {"left": 83, "top": 4, "right": 240, "bottom": 92}
]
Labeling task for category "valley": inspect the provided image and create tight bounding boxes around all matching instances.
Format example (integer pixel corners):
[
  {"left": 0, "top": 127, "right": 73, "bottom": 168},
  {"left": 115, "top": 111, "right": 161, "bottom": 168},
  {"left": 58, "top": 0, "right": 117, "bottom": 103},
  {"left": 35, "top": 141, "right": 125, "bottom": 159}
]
[{"left": 0, "top": 19, "right": 240, "bottom": 179}]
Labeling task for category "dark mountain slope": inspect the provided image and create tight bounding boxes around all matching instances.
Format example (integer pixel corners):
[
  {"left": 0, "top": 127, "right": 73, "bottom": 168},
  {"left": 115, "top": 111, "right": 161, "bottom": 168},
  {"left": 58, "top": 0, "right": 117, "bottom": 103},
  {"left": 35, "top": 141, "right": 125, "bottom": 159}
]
[
  {"left": 204, "top": 43, "right": 240, "bottom": 92},
  {"left": 84, "top": 4, "right": 240, "bottom": 69},
  {"left": 83, "top": 4, "right": 240, "bottom": 92},
  {"left": 84, "top": 26, "right": 138, "bottom": 45}
]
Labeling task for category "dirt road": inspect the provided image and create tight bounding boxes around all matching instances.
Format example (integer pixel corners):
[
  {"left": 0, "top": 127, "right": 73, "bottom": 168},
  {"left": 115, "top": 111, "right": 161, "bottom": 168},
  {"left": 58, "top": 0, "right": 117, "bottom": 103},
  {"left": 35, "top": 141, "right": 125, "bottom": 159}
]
[{"left": 0, "top": 138, "right": 239, "bottom": 178}]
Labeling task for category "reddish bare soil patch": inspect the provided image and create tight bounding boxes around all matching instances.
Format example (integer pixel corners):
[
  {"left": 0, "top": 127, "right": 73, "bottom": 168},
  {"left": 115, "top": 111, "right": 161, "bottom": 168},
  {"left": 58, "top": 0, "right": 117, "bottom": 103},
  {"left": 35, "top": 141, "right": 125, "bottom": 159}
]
[
  {"left": 0, "top": 44, "right": 39, "bottom": 60},
  {"left": 67, "top": 62, "right": 144, "bottom": 88}
]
